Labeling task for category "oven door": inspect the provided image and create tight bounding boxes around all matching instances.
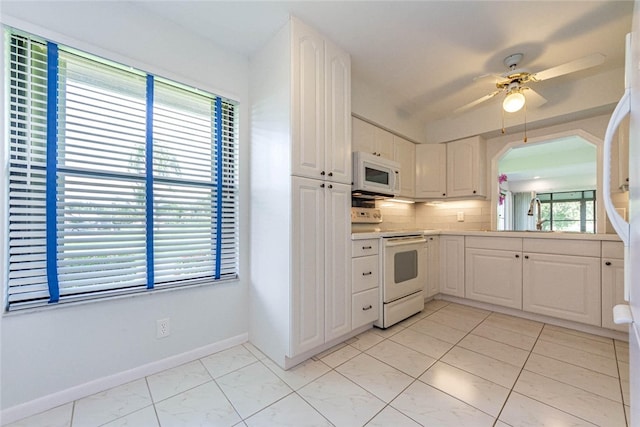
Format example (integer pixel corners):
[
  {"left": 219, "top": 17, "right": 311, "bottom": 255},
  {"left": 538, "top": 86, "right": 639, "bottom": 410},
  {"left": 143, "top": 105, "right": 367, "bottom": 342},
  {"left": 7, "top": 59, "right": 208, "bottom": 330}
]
[{"left": 382, "top": 236, "right": 427, "bottom": 303}]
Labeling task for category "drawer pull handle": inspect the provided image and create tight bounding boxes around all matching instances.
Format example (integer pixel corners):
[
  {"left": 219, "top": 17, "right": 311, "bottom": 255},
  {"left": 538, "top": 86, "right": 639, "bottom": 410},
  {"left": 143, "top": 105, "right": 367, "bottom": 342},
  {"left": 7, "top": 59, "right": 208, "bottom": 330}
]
[
  {"left": 605, "top": 261, "right": 612, "bottom": 266},
  {"left": 362, "top": 271, "right": 372, "bottom": 276},
  {"left": 362, "top": 245, "right": 372, "bottom": 250},
  {"left": 362, "top": 305, "right": 373, "bottom": 311},
  {"left": 515, "top": 254, "right": 520, "bottom": 258}
]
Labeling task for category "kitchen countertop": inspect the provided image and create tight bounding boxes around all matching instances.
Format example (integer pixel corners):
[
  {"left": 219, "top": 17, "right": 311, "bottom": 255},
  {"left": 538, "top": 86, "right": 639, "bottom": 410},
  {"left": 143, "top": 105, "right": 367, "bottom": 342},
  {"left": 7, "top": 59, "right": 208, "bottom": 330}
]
[{"left": 352, "top": 229, "right": 622, "bottom": 241}]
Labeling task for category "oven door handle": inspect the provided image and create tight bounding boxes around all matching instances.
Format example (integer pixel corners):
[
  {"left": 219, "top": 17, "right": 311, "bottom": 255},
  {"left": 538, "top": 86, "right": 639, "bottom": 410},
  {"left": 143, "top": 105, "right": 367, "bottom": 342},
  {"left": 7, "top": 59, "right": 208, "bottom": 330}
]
[{"left": 384, "top": 237, "right": 426, "bottom": 247}]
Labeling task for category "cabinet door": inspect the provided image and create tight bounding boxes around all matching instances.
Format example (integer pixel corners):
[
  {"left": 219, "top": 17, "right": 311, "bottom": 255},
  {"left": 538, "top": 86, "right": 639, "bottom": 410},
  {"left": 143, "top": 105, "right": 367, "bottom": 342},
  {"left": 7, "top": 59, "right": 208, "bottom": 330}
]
[
  {"left": 324, "top": 40, "right": 351, "bottom": 185},
  {"left": 291, "top": 177, "right": 325, "bottom": 355},
  {"left": 393, "top": 136, "right": 415, "bottom": 198},
  {"left": 416, "top": 144, "right": 447, "bottom": 198},
  {"left": 523, "top": 253, "right": 601, "bottom": 326},
  {"left": 374, "top": 127, "right": 394, "bottom": 160},
  {"left": 465, "top": 248, "right": 522, "bottom": 309},
  {"left": 440, "top": 236, "right": 464, "bottom": 297},
  {"left": 325, "top": 182, "right": 352, "bottom": 340},
  {"left": 446, "top": 136, "right": 486, "bottom": 198},
  {"left": 352, "top": 117, "right": 376, "bottom": 154},
  {"left": 602, "top": 258, "right": 626, "bottom": 331},
  {"left": 291, "top": 21, "right": 325, "bottom": 181},
  {"left": 425, "top": 236, "right": 440, "bottom": 297}
]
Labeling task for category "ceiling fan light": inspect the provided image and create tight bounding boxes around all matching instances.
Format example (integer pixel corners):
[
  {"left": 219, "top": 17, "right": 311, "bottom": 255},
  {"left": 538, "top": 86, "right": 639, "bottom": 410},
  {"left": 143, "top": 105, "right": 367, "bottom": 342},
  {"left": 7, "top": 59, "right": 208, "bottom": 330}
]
[{"left": 503, "top": 91, "right": 525, "bottom": 113}]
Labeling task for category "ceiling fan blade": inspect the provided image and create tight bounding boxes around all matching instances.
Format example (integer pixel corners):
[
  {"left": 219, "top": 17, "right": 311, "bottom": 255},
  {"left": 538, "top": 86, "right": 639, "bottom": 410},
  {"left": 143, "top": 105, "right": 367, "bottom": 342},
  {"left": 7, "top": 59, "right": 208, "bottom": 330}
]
[
  {"left": 523, "top": 87, "right": 547, "bottom": 108},
  {"left": 453, "top": 90, "right": 501, "bottom": 114},
  {"left": 532, "top": 53, "right": 605, "bottom": 81}
]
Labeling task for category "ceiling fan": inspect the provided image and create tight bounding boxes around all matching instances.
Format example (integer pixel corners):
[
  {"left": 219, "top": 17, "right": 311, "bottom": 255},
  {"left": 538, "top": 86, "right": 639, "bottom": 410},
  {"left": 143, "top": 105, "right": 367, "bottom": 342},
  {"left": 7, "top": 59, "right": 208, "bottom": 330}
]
[{"left": 454, "top": 52, "right": 606, "bottom": 114}]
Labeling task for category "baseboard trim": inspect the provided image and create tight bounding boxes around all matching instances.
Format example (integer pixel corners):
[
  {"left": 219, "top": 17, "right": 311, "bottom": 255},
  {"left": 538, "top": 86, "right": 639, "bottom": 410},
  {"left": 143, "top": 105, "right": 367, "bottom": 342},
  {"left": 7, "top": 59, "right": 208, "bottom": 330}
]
[{"left": 1, "top": 333, "right": 248, "bottom": 426}]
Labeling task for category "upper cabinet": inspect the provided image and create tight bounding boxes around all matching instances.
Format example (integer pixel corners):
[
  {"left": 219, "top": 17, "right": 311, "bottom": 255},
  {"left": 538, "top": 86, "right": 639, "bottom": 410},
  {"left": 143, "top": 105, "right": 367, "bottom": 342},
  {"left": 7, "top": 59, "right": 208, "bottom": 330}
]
[
  {"left": 447, "top": 136, "right": 486, "bottom": 198},
  {"left": 393, "top": 136, "right": 415, "bottom": 198},
  {"left": 352, "top": 117, "right": 393, "bottom": 160},
  {"left": 415, "top": 143, "right": 447, "bottom": 198},
  {"left": 415, "top": 136, "right": 486, "bottom": 199},
  {"left": 292, "top": 22, "right": 351, "bottom": 184}
]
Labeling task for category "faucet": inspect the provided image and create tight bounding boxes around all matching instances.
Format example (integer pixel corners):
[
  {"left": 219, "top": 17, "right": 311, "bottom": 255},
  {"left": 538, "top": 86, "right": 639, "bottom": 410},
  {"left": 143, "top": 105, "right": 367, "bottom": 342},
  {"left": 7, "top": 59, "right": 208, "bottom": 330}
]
[{"left": 527, "top": 197, "right": 546, "bottom": 231}]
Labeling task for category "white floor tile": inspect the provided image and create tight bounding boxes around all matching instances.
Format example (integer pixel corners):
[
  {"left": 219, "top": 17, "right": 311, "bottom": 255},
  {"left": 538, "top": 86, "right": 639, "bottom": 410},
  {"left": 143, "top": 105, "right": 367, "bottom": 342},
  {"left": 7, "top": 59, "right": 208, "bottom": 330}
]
[
  {"left": 72, "top": 379, "right": 152, "bottom": 427},
  {"left": 390, "top": 381, "right": 495, "bottom": 427},
  {"left": 482, "top": 312, "right": 543, "bottom": 338},
  {"left": 336, "top": 353, "right": 414, "bottom": 402},
  {"left": 365, "top": 339, "right": 436, "bottom": 378},
  {"left": 543, "top": 324, "right": 613, "bottom": 344},
  {"left": 146, "top": 360, "right": 212, "bottom": 402},
  {"left": 244, "top": 393, "right": 331, "bottom": 427},
  {"left": 441, "top": 346, "right": 521, "bottom": 388},
  {"left": 539, "top": 327, "right": 615, "bottom": 358},
  {"left": 524, "top": 353, "right": 623, "bottom": 402},
  {"left": 408, "top": 317, "right": 468, "bottom": 344},
  {"left": 365, "top": 406, "right": 421, "bottom": 427},
  {"left": 389, "top": 327, "right": 454, "bottom": 359},
  {"left": 499, "top": 392, "right": 598, "bottom": 427},
  {"left": 533, "top": 340, "right": 619, "bottom": 377},
  {"left": 369, "top": 323, "right": 405, "bottom": 338},
  {"left": 457, "top": 334, "right": 529, "bottom": 367},
  {"left": 298, "top": 371, "right": 385, "bottom": 427},
  {"left": 514, "top": 370, "right": 626, "bottom": 426},
  {"left": 3, "top": 403, "right": 73, "bottom": 427},
  {"left": 318, "top": 343, "right": 361, "bottom": 368},
  {"left": 424, "top": 299, "right": 450, "bottom": 311},
  {"left": 471, "top": 322, "right": 538, "bottom": 351},
  {"left": 101, "top": 405, "right": 159, "bottom": 427},
  {"left": 261, "top": 356, "right": 330, "bottom": 390},
  {"left": 420, "top": 361, "right": 510, "bottom": 416},
  {"left": 349, "top": 330, "right": 385, "bottom": 351},
  {"left": 155, "top": 380, "right": 241, "bottom": 427},
  {"left": 425, "top": 310, "right": 484, "bottom": 332},
  {"left": 201, "top": 345, "right": 259, "bottom": 379},
  {"left": 615, "top": 340, "right": 630, "bottom": 363},
  {"left": 215, "top": 362, "right": 291, "bottom": 419}
]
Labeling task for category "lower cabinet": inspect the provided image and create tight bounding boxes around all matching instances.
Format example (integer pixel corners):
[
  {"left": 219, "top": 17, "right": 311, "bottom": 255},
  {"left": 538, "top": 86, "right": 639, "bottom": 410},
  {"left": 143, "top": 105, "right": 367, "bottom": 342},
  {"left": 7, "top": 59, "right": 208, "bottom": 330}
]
[
  {"left": 465, "top": 247, "right": 523, "bottom": 309},
  {"left": 440, "top": 235, "right": 464, "bottom": 297},
  {"left": 522, "top": 253, "right": 601, "bottom": 326},
  {"left": 602, "top": 241, "right": 626, "bottom": 331},
  {"left": 425, "top": 235, "right": 440, "bottom": 298},
  {"left": 351, "top": 238, "right": 380, "bottom": 329}
]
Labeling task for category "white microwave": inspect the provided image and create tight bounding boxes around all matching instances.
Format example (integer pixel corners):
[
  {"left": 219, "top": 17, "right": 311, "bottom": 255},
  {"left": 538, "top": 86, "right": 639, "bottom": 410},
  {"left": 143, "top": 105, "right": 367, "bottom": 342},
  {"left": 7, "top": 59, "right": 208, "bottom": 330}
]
[{"left": 352, "top": 151, "right": 400, "bottom": 198}]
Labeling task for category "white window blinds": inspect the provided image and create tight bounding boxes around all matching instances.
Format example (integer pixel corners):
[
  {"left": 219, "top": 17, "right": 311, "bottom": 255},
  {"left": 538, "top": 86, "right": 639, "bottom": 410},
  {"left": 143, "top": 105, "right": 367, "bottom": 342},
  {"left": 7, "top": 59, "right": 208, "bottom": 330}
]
[{"left": 6, "top": 29, "right": 239, "bottom": 310}]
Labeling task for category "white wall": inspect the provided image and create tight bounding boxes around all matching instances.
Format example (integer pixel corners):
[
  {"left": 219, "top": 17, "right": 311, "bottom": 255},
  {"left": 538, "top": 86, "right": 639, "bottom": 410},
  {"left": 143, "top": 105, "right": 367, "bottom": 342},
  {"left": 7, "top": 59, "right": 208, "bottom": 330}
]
[{"left": 0, "top": 1, "right": 250, "bottom": 416}]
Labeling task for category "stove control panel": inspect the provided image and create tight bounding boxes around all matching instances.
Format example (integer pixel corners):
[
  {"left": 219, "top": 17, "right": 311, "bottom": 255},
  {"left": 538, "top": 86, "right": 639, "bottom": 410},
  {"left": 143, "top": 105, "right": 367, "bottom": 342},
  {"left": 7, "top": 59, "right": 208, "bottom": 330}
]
[{"left": 351, "top": 207, "right": 382, "bottom": 223}]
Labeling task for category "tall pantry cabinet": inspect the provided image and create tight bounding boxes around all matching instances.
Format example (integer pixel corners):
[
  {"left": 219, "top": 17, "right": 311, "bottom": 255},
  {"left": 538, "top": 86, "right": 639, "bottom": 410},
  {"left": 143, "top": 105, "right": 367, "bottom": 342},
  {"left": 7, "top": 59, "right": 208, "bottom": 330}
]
[{"left": 249, "top": 17, "right": 352, "bottom": 369}]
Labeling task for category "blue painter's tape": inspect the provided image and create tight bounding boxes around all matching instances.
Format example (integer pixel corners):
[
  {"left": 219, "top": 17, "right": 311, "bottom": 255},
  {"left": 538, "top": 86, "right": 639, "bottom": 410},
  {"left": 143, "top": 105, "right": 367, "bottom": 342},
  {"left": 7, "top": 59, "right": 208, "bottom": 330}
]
[
  {"left": 214, "top": 97, "right": 223, "bottom": 280},
  {"left": 46, "top": 42, "right": 59, "bottom": 303},
  {"left": 146, "top": 75, "right": 154, "bottom": 289}
]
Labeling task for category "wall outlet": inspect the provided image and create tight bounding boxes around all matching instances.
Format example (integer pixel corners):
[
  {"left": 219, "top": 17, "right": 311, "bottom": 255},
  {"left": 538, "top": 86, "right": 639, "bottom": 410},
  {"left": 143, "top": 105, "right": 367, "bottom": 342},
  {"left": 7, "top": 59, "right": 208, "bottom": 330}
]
[
  {"left": 156, "top": 318, "right": 170, "bottom": 338},
  {"left": 457, "top": 211, "right": 465, "bottom": 222}
]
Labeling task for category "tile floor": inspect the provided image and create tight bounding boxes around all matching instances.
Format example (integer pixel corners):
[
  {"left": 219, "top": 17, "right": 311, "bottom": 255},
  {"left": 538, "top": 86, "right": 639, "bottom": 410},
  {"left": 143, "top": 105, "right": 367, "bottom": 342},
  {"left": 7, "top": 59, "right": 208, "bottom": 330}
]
[{"left": 6, "top": 300, "right": 631, "bottom": 427}]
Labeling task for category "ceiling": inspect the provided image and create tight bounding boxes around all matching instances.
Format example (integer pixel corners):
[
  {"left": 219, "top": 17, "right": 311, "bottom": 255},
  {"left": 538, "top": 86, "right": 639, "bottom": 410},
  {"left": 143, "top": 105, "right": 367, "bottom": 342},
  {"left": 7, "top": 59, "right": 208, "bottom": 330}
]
[{"left": 132, "top": 1, "right": 634, "bottom": 141}]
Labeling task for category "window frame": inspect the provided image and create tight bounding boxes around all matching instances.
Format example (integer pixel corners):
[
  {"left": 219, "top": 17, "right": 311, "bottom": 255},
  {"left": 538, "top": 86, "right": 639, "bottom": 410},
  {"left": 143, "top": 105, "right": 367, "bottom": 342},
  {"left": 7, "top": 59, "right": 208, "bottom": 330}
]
[
  {"left": 5, "top": 28, "right": 240, "bottom": 311},
  {"left": 537, "top": 190, "right": 596, "bottom": 233}
]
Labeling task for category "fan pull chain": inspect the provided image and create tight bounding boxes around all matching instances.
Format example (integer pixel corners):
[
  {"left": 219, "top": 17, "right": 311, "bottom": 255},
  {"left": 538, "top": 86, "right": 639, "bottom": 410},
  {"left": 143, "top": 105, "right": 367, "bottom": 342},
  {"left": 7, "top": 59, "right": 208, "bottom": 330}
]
[
  {"left": 501, "top": 107, "right": 506, "bottom": 134},
  {"left": 523, "top": 103, "right": 528, "bottom": 143}
]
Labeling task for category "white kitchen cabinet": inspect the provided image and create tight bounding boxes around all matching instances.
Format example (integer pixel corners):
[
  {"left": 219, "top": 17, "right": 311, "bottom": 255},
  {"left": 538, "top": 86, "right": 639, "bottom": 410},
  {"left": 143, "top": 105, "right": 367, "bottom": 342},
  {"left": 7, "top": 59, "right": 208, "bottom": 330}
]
[
  {"left": 416, "top": 143, "right": 447, "bottom": 198},
  {"left": 292, "top": 22, "right": 351, "bottom": 184},
  {"left": 446, "top": 136, "right": 486, "bottom": 198},
  {"left": 522, "top": 251, "right": 601, "bottom": 326},
  {"left": 465, "top": 237, "right": 523, "bottom": 309},
  {"left": 351, "top": 117, "right": 393, "bottom": 160},
  {"left": 393, "top": 135, "right": 416, "bottom": 198},
  {"left": 351, "top": 238, "right": 380, "bottom": 329},
  {"left": 425, "top": 235, "right": 440, "bottom": 298},
  {"left": 602, "top": 241, "right": 626, "bottom": 331},
  {"left": 249, "top": 17, "right": 352, "bottom": 369},
  {"left": 440, "top": 235, "right": 464, "bottom": 297}
]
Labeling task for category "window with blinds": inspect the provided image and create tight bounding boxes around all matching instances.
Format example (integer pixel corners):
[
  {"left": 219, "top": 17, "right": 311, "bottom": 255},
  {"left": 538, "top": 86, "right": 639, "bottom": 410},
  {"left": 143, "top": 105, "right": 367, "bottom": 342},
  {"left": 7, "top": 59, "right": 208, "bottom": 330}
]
[{"left": 6, "top": 29, "right": 239, "bottom": 310}]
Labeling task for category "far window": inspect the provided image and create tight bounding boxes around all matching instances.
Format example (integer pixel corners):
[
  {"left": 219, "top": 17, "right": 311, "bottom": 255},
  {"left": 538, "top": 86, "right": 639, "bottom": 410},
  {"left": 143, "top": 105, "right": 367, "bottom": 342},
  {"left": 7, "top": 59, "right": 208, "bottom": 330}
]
[{"left": 538, "top": 190, "right": 596, "bottom": 233}]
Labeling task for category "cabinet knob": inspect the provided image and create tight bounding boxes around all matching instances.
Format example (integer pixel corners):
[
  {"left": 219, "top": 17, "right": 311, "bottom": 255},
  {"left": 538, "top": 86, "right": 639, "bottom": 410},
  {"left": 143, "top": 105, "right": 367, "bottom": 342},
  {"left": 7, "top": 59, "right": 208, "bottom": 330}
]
[
  {"left": 320, "top": 183, "right": 325, "bottom": 188},
  {"left": 473, "top": 190, "right": 477, "bottom": 194},
  {"left": 328, "top": 172, "right": 333, "bottom": 177},
  {"left": 605, "top": 261, "right": 612, "bottom": 266},
  {"left": 362, "top": 305, "right": 373, "bottom": 311},
  {"left": 362, "top": 271, "right": 372, "bottom": 276},
  {"left": 328, "top": 184, "right": 333, "bottom": 189},
  {"left": 524, "top": 255, "right": 529, "bottom": 259},
  {"left": 372, "top": 152, "right": 377, "bottom": 156},
  {"left": 442, "top": 193, "right": 446, "bottom": 196},
  {"left": 515, "top": 254, "right": 520, "bottom": 258},
  {"left": 320, "top": 171, "right": 325, "bottom": 176},
  {"left": 362, "top": 245, "right": 372, "bottom": 250}
]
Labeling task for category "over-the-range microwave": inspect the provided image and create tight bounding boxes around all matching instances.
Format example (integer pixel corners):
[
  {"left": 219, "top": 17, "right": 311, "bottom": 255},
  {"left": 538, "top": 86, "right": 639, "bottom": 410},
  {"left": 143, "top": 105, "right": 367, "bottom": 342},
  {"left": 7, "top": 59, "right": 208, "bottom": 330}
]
[{"left": 352, "top": 151, "right": 400, "bottom": 198}]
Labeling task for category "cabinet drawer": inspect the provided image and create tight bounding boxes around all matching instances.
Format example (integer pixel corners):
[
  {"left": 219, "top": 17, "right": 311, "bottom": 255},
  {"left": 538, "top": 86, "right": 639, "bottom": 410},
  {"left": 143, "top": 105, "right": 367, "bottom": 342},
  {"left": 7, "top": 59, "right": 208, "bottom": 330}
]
[
  {"left": 352, "top": 288, "right": 379, "bottom": 329},
  {"left": 602, "top": 241, "right": 624, "bottom": 259},
  {"left": 352, "top": 255, "right": 379, "bottom": 293},
  {"left": 352, "top": 239, "right": 379, "bottom": 257},
  {"left": 523, "top": 238, "right": 600, "bottom": 257},
  {"left": 466, "top": 236, "right": 522, "bottom": 251}
]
